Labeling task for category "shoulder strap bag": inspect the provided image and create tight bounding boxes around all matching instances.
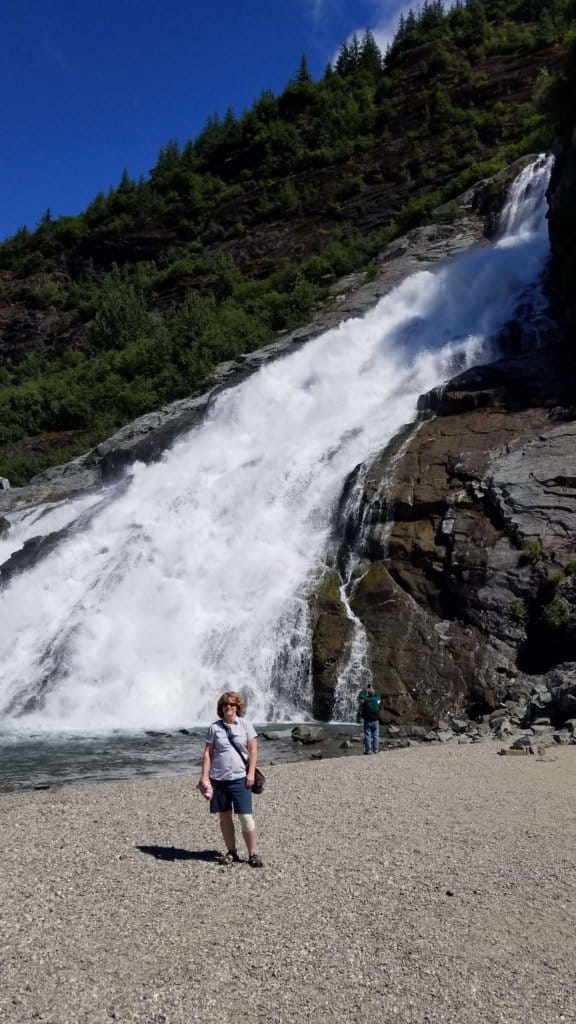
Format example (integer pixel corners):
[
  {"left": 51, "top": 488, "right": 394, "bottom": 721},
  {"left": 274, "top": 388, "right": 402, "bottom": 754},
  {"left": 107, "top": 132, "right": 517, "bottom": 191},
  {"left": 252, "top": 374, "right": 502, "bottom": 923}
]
[{"left": 220, "top": 722, "right": 265, "bottom": 795}]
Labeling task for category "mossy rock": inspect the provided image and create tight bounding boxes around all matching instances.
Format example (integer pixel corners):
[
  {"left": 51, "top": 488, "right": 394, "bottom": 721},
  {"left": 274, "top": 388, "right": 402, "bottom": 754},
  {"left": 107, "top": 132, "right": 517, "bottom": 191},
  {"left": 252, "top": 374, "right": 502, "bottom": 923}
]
[{"left": 311, "top": 569, "right": 353, "bottom": 720}]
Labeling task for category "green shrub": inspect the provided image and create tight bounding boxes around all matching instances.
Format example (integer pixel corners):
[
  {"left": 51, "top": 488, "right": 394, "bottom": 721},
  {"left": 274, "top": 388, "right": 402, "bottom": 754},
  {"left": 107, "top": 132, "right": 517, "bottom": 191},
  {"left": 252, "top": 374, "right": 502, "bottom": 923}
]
[
  {"left": 277, "top": 182, "right": 300, "bottom": 212},
  {"left": 505, "top": 600, "right": 528, "bottom": 625},
  {"left": 336, "top": 174, "right": 364, "bottom": 200},
  {"left": 546, "top": 570, "right": 566, "bottom": 587},
  {"left": 540, "top": 599, "right": 575, "bottom": 630},
  {"left": 519, "top": 539, "right": 542, "bottom": 565},
  {"left": 26, "top": 285, "right": 64, "bottom": 310},
  {"left": 86, "top": 284, "right": 154, "bottom": 352}
]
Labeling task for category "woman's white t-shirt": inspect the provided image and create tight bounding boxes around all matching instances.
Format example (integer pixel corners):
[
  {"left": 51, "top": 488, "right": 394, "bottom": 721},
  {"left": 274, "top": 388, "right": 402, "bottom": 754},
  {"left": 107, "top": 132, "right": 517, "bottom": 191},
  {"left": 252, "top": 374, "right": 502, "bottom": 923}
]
[{"left": 207, "top": 717, "right": 257, "bottom": 781}]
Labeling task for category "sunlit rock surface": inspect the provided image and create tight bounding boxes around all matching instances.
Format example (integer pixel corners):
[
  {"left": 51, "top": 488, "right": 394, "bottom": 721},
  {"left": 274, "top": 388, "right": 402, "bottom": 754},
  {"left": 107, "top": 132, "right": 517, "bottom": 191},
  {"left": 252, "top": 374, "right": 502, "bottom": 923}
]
[{"left": 314, "top": 347, "right": 576, "bottom": 722}]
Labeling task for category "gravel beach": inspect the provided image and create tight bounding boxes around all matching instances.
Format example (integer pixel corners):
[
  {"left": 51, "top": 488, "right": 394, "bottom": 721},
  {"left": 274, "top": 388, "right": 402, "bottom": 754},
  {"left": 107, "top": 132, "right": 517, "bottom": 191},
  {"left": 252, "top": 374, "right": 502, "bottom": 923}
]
[{"left": 1, "top": 741, "right": 575, "bottom": 1024}]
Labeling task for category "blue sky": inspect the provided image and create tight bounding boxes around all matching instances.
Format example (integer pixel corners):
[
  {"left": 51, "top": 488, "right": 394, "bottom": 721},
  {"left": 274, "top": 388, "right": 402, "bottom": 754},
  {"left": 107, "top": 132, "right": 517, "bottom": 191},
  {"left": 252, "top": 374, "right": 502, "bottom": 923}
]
[{"left": 0, "top": 1, "right": 408, "bottom": 241}]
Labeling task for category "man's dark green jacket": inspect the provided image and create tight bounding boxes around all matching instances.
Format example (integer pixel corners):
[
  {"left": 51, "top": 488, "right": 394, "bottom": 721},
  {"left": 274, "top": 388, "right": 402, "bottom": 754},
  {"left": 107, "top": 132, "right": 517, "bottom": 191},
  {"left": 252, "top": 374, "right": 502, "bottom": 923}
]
[{"left": 358, "top": 690, "right": 381, "bottom": 722}]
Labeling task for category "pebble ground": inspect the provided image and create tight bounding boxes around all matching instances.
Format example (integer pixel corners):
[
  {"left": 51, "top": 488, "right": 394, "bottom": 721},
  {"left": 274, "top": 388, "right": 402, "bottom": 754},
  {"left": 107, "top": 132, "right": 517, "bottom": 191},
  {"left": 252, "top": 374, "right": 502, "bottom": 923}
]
[{"left": 1, "top": 741, "right": 575, "bottom": 1024}]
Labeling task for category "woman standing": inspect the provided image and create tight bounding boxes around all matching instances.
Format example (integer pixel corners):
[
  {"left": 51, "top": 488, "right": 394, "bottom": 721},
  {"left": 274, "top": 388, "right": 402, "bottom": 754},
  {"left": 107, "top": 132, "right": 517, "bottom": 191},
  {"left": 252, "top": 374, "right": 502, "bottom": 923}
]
[{"left": 198, "top": 691, "right": 263, "bottom": 867}]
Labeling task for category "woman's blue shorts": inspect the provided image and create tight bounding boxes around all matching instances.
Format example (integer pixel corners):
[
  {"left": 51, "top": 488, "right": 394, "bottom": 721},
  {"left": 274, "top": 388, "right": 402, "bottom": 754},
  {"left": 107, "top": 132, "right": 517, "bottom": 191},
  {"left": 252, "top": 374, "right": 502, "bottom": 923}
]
[{"left": 210, "top": 776, "right": 253, "bottom": 814}]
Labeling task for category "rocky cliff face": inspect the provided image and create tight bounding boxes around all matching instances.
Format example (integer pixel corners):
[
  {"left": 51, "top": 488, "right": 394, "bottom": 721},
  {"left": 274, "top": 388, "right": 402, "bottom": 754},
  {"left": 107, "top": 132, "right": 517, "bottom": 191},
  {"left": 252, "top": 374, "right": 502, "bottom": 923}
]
[
  {"left": 548, "top": 127, "right": 576, "bottom": 333},
  {"left": 313, "top": 350, "right": 576, "bottom": 722},
  {"left": 311, "top": 149, "right": 576, "bottom": 726}
]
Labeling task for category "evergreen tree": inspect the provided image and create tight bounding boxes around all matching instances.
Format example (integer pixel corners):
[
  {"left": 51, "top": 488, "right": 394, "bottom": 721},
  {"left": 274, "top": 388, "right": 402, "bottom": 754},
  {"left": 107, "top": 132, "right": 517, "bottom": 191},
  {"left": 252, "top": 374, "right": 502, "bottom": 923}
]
[
  {"left": 405, "top": 10, "right": 418, "bottom": 35},
  {"left": 335, "top": 40, "right": 350, "bottom": 75},
  {"left": 359, "top": 29, "right": 383, "bottom": 75},
  {"left": 419, "top": 0, "right": 445, "bottom": 30},
  {"left": 156, "top": 138, "right": 181, "bottom": 168},
  {"left": 464, "top": 0, "right": 488, "bottom": 41},
  {"left": 348, "top": 33, "right": 361, "bottom": 70},
  {"left": 118, "top": 168, "right": 135, "bottom": 192},
  {"left": 296, "top": 53, "right": 313, "bottom": 84}
]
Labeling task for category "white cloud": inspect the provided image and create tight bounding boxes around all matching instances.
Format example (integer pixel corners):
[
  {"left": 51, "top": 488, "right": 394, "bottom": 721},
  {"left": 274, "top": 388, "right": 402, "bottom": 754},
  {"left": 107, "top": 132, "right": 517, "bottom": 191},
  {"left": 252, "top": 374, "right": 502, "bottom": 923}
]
[
  {"left": 327, "top": 4, "right": 407, "bottom": 65},
  {"left": 373, "top": 3, "right": 412, "bottom": 54},
  {"left": 332, "top": 0, "right": 459, "bottom": 62}
]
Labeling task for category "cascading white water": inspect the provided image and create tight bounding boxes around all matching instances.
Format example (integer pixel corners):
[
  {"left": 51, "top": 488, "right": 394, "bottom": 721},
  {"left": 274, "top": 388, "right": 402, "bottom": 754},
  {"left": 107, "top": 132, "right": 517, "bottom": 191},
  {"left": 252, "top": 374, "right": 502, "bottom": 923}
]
[{"left": 0, "top": 155, "right": 554, "bottom": 732}]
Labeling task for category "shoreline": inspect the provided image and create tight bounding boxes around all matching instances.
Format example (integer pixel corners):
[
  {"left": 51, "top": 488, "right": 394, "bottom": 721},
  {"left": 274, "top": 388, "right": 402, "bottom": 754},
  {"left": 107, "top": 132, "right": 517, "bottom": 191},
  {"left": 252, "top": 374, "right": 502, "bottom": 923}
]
[
  {"left": 1, "top": 718, "right": 573, "bottom": 793},
  {"left": 1, "top": 742, "right": 575, "bottom": 1023},
  {"left": 0, "top": 723, "right": 366, "bottom": 794}
]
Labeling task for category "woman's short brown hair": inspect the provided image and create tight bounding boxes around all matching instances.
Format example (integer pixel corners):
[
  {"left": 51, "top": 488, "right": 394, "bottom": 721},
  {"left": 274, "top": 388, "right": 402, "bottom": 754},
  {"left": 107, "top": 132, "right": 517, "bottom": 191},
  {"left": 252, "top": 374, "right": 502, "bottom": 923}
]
[{"left": 217, "top": 691, "right": 245, "bottom": 718}]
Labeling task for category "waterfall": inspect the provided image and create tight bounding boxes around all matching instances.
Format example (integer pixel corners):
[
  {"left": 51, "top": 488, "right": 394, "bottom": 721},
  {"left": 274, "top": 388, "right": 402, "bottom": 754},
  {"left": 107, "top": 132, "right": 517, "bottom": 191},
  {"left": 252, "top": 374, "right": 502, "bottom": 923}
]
[{"left": 0, "top": 155, "right": 554, "bottom": 733}]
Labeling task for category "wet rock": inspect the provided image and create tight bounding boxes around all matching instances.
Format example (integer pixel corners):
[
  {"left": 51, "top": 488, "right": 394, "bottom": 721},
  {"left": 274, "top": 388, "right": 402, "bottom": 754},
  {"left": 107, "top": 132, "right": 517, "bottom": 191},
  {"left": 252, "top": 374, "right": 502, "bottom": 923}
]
[
  {"left": 309, "top": 569, "right": 353, "bottom": 720},
  {"left": 291, "top": 726, "right": 326, "bottom": 745},
  {"left": 382, "top": 738, "right": 411, "bottom": 750},
  {"left": 0, "top": 529, "right": 71, "bottom": 588}
]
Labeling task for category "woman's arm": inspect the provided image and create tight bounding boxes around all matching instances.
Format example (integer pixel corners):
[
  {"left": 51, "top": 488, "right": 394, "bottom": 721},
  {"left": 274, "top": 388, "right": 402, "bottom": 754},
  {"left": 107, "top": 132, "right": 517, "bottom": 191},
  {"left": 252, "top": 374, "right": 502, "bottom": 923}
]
[
  {"left": 199, "top": 740, "right": 214, "bottom": 783},
  {"left": 245, "top": 736, "right": 257, "bottom": 788}
]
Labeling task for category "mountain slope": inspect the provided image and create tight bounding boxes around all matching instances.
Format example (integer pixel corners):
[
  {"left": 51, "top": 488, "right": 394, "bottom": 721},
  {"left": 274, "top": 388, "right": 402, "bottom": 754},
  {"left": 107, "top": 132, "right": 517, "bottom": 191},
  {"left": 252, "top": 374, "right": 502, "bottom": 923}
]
[{"left": 0, "top": 0, "right": 572, "bottom": 484}]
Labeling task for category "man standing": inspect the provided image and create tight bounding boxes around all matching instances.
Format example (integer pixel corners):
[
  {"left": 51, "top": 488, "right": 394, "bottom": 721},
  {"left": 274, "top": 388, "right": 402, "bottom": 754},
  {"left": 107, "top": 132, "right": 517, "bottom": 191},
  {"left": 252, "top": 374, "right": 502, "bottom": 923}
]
[{"left": 358, "top": 682, "right": 382, "bottom": 755}]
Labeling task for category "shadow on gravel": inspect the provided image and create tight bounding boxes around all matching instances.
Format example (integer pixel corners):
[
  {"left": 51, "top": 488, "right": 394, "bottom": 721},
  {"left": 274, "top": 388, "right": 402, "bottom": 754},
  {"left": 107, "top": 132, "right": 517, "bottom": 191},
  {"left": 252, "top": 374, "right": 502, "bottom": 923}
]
[{"left": 137, "top": 845, "right": 221, "bottom": 862}]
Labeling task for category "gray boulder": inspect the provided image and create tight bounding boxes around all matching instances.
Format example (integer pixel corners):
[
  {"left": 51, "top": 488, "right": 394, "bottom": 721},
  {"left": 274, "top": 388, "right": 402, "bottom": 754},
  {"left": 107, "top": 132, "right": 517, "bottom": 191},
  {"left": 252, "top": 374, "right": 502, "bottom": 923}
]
[{"left": 291, "top": 725, "right": 326, "bottom": 745}]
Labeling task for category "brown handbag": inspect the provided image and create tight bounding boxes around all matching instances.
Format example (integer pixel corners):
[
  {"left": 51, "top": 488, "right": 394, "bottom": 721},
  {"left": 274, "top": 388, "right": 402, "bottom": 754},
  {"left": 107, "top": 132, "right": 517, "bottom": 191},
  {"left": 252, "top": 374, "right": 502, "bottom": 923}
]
[{"left": 251, "top": 766, "right": 266, "bottom": 795}]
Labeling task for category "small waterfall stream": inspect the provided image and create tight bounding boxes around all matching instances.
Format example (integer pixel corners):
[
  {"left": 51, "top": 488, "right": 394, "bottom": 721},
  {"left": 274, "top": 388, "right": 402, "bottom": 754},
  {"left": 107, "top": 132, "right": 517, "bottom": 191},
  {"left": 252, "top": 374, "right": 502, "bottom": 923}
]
[{"left": 331, "top": 417, "right": 429, "bottom": 719}]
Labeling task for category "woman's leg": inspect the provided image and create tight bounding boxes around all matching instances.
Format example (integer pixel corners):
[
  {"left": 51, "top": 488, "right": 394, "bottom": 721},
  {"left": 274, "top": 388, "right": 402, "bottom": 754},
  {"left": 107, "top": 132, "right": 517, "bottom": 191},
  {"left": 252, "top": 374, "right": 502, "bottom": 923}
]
[
  {"left": 234, "top": 781, "right": 263, "bottom": 866},
  {"left": 238, "top": 813, "right": 257, "bottom": 855},
  {"left": 218, "top": 811, "right": 237, "bottom": 852}
]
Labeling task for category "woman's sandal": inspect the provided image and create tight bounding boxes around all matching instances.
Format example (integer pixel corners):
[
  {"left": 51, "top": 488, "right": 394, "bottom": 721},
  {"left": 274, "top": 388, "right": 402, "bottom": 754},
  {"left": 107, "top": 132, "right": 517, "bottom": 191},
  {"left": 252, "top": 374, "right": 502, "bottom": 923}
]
[
  {"left": 219, "top": 849, "right": 241, "bottom": 865},
  {"left": 248, "top": 852, "right": 263, "bottom": 868}
]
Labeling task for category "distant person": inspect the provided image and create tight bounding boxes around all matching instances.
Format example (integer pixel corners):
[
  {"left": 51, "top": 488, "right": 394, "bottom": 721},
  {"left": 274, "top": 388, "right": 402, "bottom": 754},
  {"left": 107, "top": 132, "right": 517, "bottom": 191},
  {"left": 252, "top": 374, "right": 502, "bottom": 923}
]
[
  {"left": 357, "top": 682, "right": 382, "bottom": 755},
  {"left": 198, "top": 690, "right": 263, "bottom": 867}
]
